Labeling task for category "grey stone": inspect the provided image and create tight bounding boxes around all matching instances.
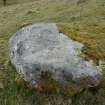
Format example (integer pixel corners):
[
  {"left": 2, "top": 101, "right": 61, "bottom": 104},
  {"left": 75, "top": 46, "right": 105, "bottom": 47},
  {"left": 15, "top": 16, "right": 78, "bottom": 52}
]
[{"left": 9, "top": 23, "right": 102, "bottom": 88}]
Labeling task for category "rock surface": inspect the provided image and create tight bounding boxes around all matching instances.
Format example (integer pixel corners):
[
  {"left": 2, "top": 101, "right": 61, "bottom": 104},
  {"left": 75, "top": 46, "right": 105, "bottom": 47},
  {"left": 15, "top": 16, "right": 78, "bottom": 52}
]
[{"left": 9, "top": 23, "right": 102, "bottom": 88}]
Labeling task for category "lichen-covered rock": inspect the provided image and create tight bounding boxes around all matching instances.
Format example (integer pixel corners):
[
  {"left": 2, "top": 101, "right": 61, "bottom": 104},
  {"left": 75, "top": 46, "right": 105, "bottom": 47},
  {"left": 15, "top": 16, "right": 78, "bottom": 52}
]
[{"left": 9, "top": 23, "right": 102, "bottom": 90}]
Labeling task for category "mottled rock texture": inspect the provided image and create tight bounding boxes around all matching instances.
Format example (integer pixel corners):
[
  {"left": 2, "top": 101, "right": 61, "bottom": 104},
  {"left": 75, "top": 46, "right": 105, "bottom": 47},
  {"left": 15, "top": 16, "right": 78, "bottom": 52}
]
[{"left": 9, "top": 23, "right": 102, "bottom": 89}]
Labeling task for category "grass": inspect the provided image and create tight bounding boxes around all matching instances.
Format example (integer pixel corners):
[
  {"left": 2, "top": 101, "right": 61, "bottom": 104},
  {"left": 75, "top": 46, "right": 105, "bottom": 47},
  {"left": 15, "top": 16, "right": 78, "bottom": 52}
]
[
  {"left": 58, "top": 22, "right": 105, "bottom": 62},
  {"left": 0, "top": 0, "right": 105, "bottom": 105}
]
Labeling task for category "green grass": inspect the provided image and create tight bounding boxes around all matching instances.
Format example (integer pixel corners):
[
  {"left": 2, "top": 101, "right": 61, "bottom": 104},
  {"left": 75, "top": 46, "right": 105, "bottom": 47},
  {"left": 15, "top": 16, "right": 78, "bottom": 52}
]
[{"left": 0, "top": 0, "right": 105, "bottom": 105}]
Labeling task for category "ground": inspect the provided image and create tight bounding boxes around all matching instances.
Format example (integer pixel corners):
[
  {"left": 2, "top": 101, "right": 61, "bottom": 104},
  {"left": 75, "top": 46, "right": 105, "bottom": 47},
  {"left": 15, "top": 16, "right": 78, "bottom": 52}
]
[{"left": 0, "top": 0, "right": 105, "bottom": 105}]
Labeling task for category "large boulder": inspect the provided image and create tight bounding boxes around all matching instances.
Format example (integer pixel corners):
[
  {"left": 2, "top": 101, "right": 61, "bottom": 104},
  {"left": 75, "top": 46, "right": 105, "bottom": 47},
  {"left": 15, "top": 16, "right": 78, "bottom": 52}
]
[{"left": 9, "top": 23, "right": 102, "bottom": 89}]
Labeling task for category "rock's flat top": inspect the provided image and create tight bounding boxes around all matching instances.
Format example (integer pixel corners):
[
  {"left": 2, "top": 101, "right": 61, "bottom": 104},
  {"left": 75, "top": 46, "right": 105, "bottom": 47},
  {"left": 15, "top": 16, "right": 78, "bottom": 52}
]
[{"left": 9, "top": 23, "right": 102, "bottom": 88}]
